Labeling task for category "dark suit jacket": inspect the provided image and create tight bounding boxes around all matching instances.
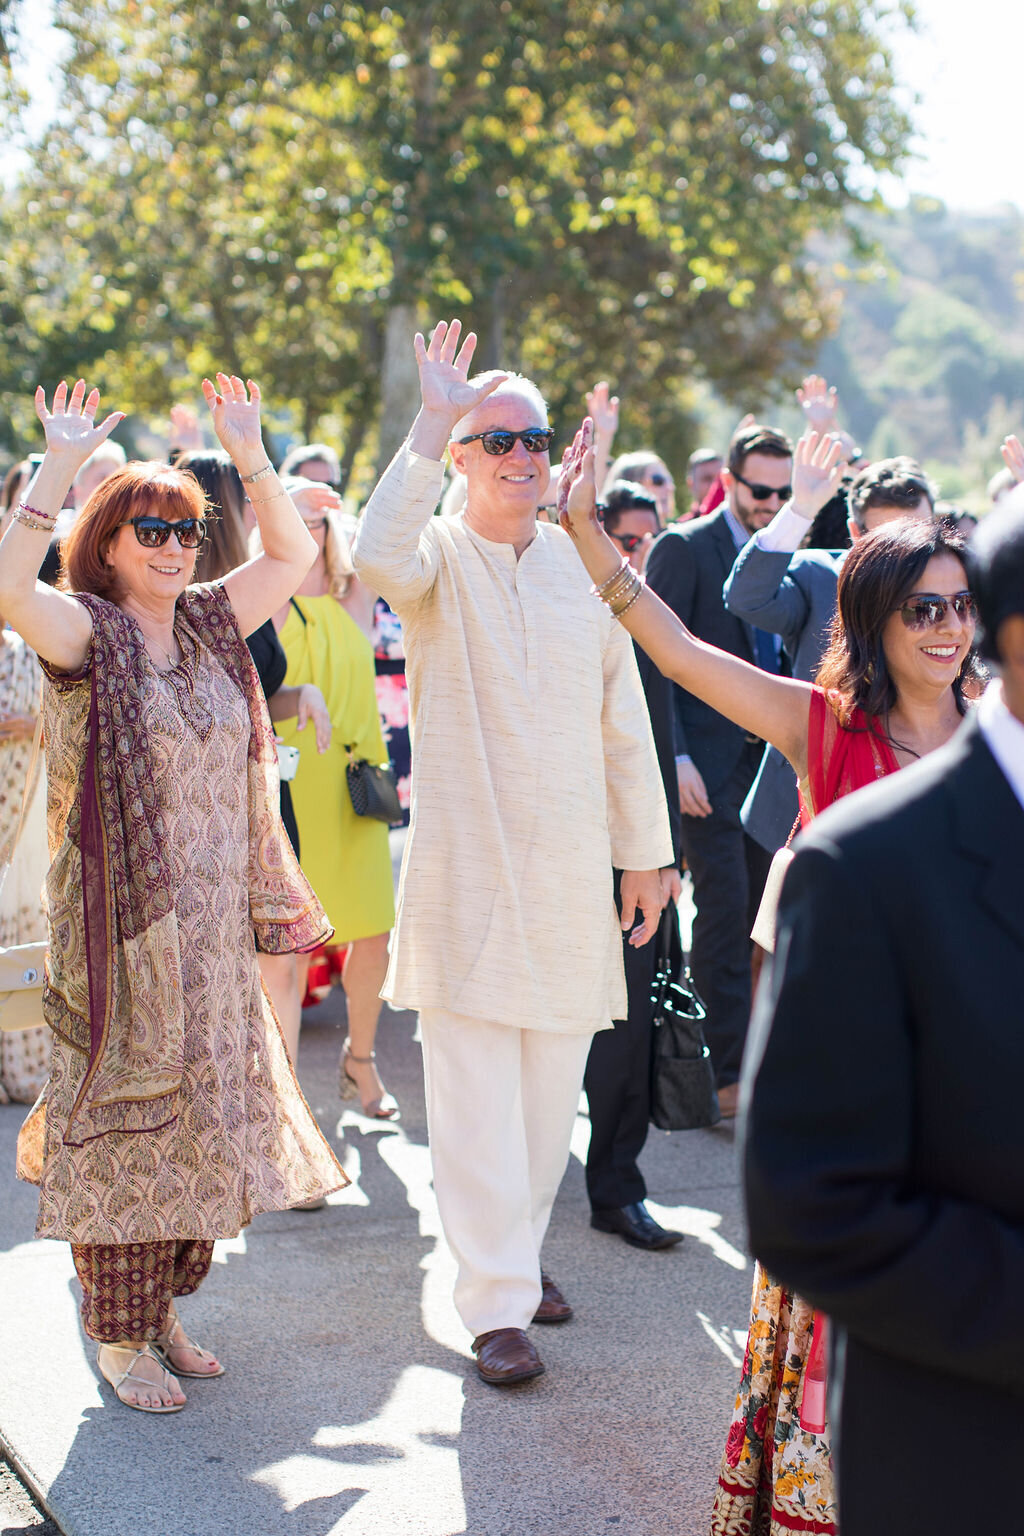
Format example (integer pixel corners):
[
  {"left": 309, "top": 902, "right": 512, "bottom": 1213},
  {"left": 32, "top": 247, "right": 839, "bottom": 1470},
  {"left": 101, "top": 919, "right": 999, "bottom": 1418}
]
[
  {"left": 742, "top": 715, "right": 1024, "bottom": 1534},
  {"left": 723, "top": 543, "right": 846, "bottom": 851},
  {"left": 645, "top": 510, "right": 756, "bottom": 797}
]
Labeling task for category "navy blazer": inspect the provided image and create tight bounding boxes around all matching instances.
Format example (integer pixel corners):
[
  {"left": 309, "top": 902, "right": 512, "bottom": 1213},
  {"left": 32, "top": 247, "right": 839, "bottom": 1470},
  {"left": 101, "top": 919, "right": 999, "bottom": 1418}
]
[
  {"left": 723, "top": 541, "right": 846, "bottom": 851},
  {"left": 645, "top": 510, "right": 757, "bottom": 798},
  {"left": 743, "top": 715, "right": 1024, "bottom": 1535}
]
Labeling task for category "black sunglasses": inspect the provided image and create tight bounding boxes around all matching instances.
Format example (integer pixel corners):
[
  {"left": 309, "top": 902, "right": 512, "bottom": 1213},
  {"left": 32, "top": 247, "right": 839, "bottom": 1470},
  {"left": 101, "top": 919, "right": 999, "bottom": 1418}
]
[
  {"left": 733, "top": 470, "right": 792, "bottom": 502},
  {"left": 457, "top": 428, "right": 555, "bottom": 455},
  {"left": 897, "top": 590, "right": 977, "bottom": 631},
  {"left": 610, "top": 530, "right": 655, "bottom": 553},
  {"left": 119, "top": 516, "right": 207, "bottom": 549}
]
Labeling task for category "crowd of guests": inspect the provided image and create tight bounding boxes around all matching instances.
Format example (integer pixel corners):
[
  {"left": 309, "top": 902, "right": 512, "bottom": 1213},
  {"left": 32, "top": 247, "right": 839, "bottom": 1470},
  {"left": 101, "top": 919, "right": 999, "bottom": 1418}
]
[{"left": 0, "top": 327, "right": 1021, "bottom": 1535}]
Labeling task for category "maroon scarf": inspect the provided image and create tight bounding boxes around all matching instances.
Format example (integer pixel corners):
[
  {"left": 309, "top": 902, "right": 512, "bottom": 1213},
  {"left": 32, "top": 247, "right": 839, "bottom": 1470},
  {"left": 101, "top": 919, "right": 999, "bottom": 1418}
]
[{"left": 46, "top": 584, "right": 331, "bottom": 1147}]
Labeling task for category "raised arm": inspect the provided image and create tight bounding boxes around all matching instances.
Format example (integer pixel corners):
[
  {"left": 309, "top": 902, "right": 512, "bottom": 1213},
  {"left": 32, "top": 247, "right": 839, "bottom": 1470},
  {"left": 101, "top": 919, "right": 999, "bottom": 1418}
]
[
  {"left": 202, "top": 374, "right": 317, "bottom": 637},
  {"left": 0, "top": 380, "right": 124, "bottom": 671},
  {"left": 559, "top": 420, "right": 815, "bottom": 782},
  {"left": 585, "top": 379, "right": 619, "bottom": 492},
  {"left": 352, "top": 318, "right": 508, "bottom": 606},
  {"left": 1001, "top": 434, "right": 1024, "bottom": 485},
  {"left": 724, "top": 430, "right": 848, "bottom": 647}
]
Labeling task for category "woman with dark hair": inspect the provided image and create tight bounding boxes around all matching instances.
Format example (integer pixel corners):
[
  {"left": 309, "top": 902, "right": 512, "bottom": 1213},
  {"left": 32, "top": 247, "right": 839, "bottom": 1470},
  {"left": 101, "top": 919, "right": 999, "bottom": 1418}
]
[
  {"left": 0, "top": 377, "right": 344, "bottom": 1415},
  {"left": 558, "top": 424, "right": 982, "bottom": 1536},
  {"left": 178, "top": 448, "right": 332, "bottom": 1066}
]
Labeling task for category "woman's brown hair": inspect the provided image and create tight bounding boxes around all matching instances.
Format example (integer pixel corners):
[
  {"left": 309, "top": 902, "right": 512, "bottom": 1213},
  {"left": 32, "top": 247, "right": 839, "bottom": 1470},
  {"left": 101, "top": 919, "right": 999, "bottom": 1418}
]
[
  {"left": 176, "top": 450, "right": 249, "bottom": 583},
  {"left": 60, "top": 462, "right": 209, "bottom": 600},
  {"left": 816, "top": 516, "right": 985, "bottom": 725}
]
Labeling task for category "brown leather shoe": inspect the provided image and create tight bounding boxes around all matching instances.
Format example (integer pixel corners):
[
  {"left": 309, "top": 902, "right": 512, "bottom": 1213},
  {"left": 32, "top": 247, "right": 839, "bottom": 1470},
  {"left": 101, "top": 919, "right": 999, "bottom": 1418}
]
[
  {"left": 533, "top": 1272, "right": 573, "bottom": 1325},
  {"left": 472, "top": 1328, "right": 545, "bottom": 1386}
]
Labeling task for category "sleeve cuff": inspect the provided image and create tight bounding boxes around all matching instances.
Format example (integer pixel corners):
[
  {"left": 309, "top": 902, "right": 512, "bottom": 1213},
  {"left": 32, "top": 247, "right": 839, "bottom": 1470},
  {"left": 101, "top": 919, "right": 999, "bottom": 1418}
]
[{"left": 754, "top": 501, "right": 812, "bottom": 554}]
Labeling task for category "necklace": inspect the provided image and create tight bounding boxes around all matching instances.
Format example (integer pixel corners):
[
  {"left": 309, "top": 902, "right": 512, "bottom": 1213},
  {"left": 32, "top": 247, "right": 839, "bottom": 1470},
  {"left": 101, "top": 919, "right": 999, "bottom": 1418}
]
[{"left": 142, "top": 630, "right": 180, "bottom": 671}]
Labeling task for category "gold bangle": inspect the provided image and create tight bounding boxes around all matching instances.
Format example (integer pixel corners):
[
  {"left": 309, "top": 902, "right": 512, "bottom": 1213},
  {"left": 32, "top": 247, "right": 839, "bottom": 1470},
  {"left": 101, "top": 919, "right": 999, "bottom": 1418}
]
[
  {"left": 593, "top": 558, "right": 631, "bottom": 599},
  {"left": 607, "top": 568, "right": 643, "bottom": 615},
  {"left": 241, "top": 462, "right": 275, "bottom": 485},
  {"left": 611, "top": 582, "right": 644, "bottom": 618}
]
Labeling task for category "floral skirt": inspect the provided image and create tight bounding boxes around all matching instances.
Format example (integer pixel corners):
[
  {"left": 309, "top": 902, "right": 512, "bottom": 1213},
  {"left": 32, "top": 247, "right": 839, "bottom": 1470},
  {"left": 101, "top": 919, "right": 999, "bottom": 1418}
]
[{"left": 710, "top": 1263, "right": 836, "bottom": 1535}]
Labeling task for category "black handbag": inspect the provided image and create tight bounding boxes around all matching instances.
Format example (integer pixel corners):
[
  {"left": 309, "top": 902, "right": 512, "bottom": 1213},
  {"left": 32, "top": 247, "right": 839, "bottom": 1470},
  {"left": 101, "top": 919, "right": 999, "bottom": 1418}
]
[
  {"left": 649, "top": 904, "right": 720, "bottom": 1130},
  {"left": 345, "top": 749, "right": 403, "bottom": 824}
]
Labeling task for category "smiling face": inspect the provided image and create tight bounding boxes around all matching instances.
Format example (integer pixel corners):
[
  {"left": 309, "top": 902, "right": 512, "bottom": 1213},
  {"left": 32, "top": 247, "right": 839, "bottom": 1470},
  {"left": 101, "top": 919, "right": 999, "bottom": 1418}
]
[
  {"left": 880, "top": 552, "right": 976, "bottom": 696},
  {"left": 105, "top": 516, "right": 199, "bottom": 604},
  {"left": 447, "top": 391, "right": 551, "bottom": 521},
  {"left": 723, "top": 450, "right": 793, "bottom": 536}
]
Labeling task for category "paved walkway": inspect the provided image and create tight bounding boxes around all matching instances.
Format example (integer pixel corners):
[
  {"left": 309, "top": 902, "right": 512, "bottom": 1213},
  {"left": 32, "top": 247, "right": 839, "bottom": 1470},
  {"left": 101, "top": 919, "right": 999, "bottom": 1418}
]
[{"left": 0, "top": 865, "right": 753, "bottom": 1536}]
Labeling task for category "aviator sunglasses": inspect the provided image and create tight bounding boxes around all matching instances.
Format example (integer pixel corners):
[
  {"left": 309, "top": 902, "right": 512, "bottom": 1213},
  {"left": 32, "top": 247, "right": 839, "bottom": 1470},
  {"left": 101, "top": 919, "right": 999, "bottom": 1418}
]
[
  {"left": 732, "top": 470, "right": 792, "bottom": 502},
  {"left": 610, "top": 530, "right": 655, "bottom": 554},
  {"left": 457, "top": 428, "right": 556, "bottom": 455},
  {"left": 118, "top": 515, "right": 208, "bottom": 549},
  {"left": 897, "top": 590, "right": 977, "bottom": 630}
]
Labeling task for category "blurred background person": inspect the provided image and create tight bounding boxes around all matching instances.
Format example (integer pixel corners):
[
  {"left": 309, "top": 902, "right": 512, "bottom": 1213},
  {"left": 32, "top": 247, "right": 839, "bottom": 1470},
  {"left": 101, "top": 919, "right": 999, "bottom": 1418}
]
[
  {"left": 686, "top": 447, "right": 723, "bottom": 517},
  {"left": 279, "top": 440, "right": 343, "bottom": 489},
  {"left": 180, "top": 448, "right": 332, "bottom": 1069},
  {"left": 604, "top": 448, "right": 676, "bottom": 525},
  {"left": 584, "top": 479, "right": 683, "bottom": 1252},
  {"left": 268, "top": 479, "right": 398, "bottom": 1119},
  {"left": 0, "top": 494, "right": 49, "bottom": 1107}
]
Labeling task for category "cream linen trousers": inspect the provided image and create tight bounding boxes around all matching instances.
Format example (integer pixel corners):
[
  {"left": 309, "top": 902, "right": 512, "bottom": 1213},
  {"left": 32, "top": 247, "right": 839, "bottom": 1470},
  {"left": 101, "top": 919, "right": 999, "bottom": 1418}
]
[{"left": 420, "top": 1009, "right": 594, "bottom": 1338}]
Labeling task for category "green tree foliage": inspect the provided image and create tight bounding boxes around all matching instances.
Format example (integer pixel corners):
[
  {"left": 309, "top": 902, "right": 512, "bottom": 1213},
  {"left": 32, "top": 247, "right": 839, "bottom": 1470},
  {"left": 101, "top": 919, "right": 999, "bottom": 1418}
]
[
  {"left": 0, "top": 0, "right": 911, "bottom": 481},
  {"left": 816, "top": 198, "right": 1024, "bottom": 504}
]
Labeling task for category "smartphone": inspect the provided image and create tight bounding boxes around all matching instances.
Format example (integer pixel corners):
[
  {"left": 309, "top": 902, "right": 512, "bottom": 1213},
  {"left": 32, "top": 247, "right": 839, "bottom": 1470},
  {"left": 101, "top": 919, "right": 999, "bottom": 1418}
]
[{"left": 276, "top": 743, "right": 300, "bottom": 781}]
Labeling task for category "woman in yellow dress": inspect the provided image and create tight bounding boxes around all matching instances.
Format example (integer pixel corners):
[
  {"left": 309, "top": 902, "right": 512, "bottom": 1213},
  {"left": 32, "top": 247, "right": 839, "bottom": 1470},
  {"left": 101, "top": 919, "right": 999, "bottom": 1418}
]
[{"left": 270, "top": 479, "right": 398, "bottom": 1118}]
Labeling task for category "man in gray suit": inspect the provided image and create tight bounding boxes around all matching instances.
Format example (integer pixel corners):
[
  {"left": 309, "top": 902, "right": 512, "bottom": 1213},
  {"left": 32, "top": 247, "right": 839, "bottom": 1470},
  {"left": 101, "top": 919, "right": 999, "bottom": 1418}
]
[{"left": 724, "top": 455, "right": 935, "bottom": 853}]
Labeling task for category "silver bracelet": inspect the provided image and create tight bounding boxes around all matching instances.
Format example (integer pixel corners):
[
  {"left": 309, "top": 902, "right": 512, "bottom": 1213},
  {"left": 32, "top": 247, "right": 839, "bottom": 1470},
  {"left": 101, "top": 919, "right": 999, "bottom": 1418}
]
[{"left": 241, "top": 462, "right": 275, "bottom": 485}]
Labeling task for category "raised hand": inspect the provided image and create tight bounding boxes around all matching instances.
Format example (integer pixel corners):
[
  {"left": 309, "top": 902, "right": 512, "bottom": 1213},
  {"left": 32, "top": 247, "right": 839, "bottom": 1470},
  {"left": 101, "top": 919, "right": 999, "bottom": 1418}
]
[
  {"left": 169, "top": 402, "right": 203, "bottom": 454},
  {"left": 413, "top": 319, "right": 507, "bottom": 423},
  {"left": 1001, "top": 434, "right": 1024, "bottom": 484},
  {"left": 201, "top": 374, "right": 265, "bottom": 465},
  {"left": 585, "top": 380, "right": 619, "bottom": 440},
  {"left": 796, "top": 374, "right": 839, "bottom": 434},
  {"left": 34, "top": 380, "right": 124, "bottom": 466},
  {"left": 556, "top": 418, "right": 600, "bottom": 540},
  {"left": 791, "top": 430, "right": 847, "bottom": 521}
]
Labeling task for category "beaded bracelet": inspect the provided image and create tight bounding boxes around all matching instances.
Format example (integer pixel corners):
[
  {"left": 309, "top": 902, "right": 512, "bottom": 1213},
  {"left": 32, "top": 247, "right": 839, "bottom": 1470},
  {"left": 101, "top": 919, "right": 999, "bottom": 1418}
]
[
  {"left": 12, "top": 505, "right": 55, "bottom": 533},
  {"left": 241, "top": 462, "right": 275, "bottom": 485},
  {"left": 16, "top": 500, "right": 55, "bottom": 524}
]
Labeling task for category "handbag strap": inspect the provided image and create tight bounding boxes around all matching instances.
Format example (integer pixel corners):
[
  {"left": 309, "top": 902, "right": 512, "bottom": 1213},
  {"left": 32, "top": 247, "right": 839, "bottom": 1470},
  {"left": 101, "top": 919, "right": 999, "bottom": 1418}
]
[{"left": 289, "top": 597, "right": 308, "bottom": 626}]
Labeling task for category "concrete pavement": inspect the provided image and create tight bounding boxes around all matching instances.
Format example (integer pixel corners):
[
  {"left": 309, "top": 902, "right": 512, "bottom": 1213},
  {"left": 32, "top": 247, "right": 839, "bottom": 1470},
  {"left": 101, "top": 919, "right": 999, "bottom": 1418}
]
[{"left": 0, "top": 868, "right": 754, "bottom": 1536}]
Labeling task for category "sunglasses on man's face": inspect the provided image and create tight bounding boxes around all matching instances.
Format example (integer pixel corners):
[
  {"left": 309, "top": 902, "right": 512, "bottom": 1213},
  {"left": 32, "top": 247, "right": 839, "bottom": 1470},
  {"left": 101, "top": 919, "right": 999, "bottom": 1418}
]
[
  {"left": 457, "top": 428, "right": 556, "bottom": 456},
  {"left": 119, "top": 516, "right": 207, "bottom": 549},
  {"left": 610, "top": 530, "right": 655, "bottom": 554},
  {"left": 732, "top": 470, "right": 792, "bottom": 502},
  {"left": 897, "top": 590, "right": 977, "bottom": 631}
]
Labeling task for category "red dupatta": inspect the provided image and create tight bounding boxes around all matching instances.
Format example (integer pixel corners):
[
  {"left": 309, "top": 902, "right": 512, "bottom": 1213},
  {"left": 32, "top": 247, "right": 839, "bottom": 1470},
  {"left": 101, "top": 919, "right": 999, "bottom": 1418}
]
[
  {"left": 801, "top": 686, "right": 900, "bottom": 825},
  {"left": 798, "top": 686, "right": 899, "bottom": 1434}
]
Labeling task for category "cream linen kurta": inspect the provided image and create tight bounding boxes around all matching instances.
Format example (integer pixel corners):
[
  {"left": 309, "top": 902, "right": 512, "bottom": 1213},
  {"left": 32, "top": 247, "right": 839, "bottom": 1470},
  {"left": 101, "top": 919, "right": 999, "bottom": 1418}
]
[{"left": 353, "top": 446, "right": 673, "bottom": 1034}]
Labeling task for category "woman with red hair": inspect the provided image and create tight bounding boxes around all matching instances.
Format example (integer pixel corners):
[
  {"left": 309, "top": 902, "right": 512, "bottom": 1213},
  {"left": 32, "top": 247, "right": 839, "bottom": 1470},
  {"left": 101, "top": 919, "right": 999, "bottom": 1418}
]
[{"left": 0, "top": 376, "right": 344, "bottom": 1414}]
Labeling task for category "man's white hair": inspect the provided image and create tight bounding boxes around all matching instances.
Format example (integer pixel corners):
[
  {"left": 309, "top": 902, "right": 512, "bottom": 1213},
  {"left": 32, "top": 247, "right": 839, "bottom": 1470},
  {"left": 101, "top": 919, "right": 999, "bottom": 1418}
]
[{"left": 451, "top": 371, "right": 549, "bottom": 444}]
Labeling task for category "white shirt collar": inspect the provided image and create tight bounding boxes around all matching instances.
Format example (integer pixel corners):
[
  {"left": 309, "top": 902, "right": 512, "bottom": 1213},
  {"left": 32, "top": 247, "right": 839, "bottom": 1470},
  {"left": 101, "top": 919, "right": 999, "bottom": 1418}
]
[{"left": 977, "top": 679, "right": 1024, "bottom": 811}]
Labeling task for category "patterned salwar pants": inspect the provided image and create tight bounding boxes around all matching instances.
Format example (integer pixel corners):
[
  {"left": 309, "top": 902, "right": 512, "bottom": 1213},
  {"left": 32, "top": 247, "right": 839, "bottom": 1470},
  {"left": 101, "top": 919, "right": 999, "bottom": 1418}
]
[{"left": 71, "top": 1240, "right": 215, "bottom": 1343}]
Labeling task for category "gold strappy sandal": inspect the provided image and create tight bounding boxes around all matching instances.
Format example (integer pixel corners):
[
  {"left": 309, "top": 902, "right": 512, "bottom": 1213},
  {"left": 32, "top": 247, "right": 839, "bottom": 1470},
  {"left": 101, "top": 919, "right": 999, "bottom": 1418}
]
[
  {"left": 151, "top": 1306, "right": 225, "bottom": 1379},
  {"left": 97, "top": 1343, "right": 185, "bottom": 1414},
  {"left": 339, "top": 1039, "right": 400, "bottom": 1120}
]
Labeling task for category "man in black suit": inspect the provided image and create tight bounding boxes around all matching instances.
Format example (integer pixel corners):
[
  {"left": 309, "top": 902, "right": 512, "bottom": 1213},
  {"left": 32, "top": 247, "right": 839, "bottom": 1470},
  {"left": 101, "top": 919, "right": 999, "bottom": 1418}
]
[
  {"left": 743, "top": 496, "right": 1024, "bottom": 1534},
  {"left": 645, "top": 423, "right": 792, "bottom": 1113}
]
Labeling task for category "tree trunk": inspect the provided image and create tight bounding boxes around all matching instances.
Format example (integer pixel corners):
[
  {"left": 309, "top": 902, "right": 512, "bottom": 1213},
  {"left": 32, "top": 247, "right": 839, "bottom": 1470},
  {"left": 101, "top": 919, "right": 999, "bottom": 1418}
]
[{"left": 376, "top": 302, "right": 423, "bottom": 477}]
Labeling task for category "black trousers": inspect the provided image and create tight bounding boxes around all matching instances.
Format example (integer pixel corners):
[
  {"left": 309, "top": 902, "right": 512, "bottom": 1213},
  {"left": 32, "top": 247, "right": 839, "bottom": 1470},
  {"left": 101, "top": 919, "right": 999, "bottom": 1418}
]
[
  {"left": 584, "top": 870, "right": 660, "bottom": 1211},
  {"left": 679, "top": 741, "right": 773, "bottom": 1088}
]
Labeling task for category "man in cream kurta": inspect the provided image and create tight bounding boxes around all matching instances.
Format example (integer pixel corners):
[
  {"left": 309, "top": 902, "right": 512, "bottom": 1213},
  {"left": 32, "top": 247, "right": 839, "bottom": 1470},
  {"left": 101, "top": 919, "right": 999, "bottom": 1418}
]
[{"left": 353, "top": 320, "right": 672, "bottom": 1385}]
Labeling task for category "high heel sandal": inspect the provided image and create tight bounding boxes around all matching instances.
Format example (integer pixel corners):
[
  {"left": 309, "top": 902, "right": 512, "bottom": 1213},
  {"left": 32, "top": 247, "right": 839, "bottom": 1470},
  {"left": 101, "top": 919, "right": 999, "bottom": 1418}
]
[
  {"left": 97, "top": 1342, "right": 185, "bottom": 1414},
  {"left": 151, "top": 1305, "right": 225, "bottom": 1379},
  {"left": 339, "top": 1038, "right": 400, "bottom": 1120}
]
